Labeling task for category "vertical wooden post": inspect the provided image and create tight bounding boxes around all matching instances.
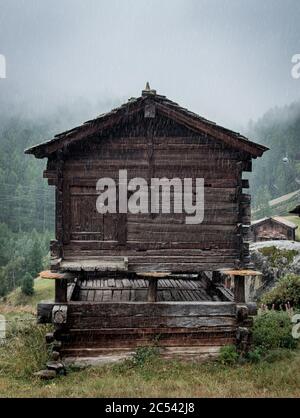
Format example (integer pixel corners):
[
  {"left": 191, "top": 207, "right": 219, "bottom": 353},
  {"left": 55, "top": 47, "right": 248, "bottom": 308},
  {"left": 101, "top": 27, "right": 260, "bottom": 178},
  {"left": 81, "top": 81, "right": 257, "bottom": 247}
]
[
  {"left": 147, "top": 278, "right": 158, "bottom": 302},
  {"left": 234, "top": 275, "right": 245, "bottom": 303},
  {"left": 55, "top": 150, "right": 64, "bottom": 259},
  {"left": 212, "top": 271, "right": 222, "bottom": 284},
  {"left": 55, "top": 279, "right": 68, "bottom": 303}
]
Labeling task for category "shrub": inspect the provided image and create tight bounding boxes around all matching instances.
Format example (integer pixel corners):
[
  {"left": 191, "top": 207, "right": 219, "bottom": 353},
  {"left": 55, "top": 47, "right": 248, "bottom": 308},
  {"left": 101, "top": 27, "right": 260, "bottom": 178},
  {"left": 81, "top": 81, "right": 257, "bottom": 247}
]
[
  {"left": 258, "top": 246, "right": 298, "bottom": 267},
  {"left": 218, "top": 345, "right": 239, "bottom": 365},
  {"left": 260, "top": 274, "right": 300, "bottom": 309},
  {"left": 21, "top": 273, "right": 34, "bottom": 296},
  {"left": 246, "top": 348, "right": 263, "bottom": 363},
  {"left": 262, "top": 348, "right": 294, "bottom": 364},
  {"left": 132, "top": 346, "right": 159, "bottom": 367},
  {"left": 27, "top": 239, "right": 43, "bottom": 277},
  {"left": 253, "top": 310, "right": 297, "bottom": 351}
]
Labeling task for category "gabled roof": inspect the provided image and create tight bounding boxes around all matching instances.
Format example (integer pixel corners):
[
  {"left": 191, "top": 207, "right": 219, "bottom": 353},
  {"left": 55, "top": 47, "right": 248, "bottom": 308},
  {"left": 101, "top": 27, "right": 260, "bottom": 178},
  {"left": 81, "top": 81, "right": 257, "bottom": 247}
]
[
  {"left": 251, "top": 216, "right": 298, "bottom": 230},
  {"left": 25, "top": 86, "right": 268, "bottom": 159},
  {"left": 290, "top": 205, "right": 300, "bottom": 216}
]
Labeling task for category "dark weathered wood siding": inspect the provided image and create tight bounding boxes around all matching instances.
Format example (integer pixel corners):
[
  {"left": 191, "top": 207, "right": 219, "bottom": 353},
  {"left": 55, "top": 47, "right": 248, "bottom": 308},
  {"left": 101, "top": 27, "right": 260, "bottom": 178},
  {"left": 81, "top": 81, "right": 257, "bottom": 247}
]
[
  {"left": 46, "top": 112, "right": 251, "bottom": 272},
  {"left": 38, "top": 301, "right": 239, "bottom": 359}
]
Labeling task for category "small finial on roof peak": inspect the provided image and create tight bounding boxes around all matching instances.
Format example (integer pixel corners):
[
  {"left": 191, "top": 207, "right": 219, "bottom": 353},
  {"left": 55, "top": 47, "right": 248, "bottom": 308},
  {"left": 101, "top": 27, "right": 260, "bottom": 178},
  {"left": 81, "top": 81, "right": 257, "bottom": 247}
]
[{"left": 142, "top": 82, "right": 156, "bottom": 97}]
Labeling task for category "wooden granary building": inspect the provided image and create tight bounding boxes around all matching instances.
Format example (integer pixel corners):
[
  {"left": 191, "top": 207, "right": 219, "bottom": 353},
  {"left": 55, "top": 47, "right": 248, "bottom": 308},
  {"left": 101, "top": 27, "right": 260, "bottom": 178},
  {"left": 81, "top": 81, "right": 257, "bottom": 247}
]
[
  {"left": 251, "top": 216, "right": 298, "bottom": 242},
  {"left": 290, "top": 205, "right": 300, "bottom": 217},
  {"left": 26, "top": 85, "right": 268, "bottom": 361}
]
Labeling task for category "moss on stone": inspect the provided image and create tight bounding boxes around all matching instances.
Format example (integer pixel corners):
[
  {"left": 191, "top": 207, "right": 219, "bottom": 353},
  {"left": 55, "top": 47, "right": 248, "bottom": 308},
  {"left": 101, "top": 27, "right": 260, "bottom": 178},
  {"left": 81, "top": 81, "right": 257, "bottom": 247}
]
[{"left": 258, "top": 246, "right": 298, "bottom": 267}]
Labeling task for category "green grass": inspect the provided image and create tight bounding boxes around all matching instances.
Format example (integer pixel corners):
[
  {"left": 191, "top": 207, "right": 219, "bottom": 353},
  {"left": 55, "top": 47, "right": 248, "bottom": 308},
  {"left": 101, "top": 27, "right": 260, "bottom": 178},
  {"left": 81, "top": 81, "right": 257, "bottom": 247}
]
[
  {"left": 0, "top": 349, "right": 300, "bottom": 398},
  {"left": 0, "top": 279, "right": 299, "bottom": 398},
  {"left": 258, "top": 246, "right": 298, "bottom": 267},
  {"left": 284, "top": 216, "right": 300, "bottom": 241}
]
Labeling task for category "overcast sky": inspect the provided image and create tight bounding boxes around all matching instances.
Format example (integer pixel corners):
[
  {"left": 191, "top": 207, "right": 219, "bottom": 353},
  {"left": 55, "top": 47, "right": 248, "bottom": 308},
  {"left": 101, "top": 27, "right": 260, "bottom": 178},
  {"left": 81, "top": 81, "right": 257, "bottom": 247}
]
[{"left": 0, "top": 0, "right": 299, "bottom": 129}]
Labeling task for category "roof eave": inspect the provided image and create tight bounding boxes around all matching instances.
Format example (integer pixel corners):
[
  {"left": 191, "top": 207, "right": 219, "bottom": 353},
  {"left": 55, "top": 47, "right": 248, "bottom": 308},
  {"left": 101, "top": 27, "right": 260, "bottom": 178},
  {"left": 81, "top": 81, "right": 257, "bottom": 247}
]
[{"left": 24, "top": 94, "right": 269, "bottom": 159}]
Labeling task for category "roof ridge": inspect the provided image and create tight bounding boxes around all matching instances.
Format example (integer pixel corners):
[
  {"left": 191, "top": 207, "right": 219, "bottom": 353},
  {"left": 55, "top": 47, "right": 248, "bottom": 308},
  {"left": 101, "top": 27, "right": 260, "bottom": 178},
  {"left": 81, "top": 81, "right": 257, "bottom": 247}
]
[{"left": 25, "top": 90, "right": 268, "bottom": 158}]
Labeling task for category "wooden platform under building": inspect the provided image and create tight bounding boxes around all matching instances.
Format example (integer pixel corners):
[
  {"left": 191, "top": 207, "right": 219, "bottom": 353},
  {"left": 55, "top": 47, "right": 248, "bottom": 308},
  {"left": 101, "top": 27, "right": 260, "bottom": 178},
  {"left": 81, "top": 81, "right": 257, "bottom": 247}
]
[
  {"left": 38, "top": 272, "right": 256, "bottom": 362},
  {"left": 76, "top": 275, "right": 224, "bottom": 303}
]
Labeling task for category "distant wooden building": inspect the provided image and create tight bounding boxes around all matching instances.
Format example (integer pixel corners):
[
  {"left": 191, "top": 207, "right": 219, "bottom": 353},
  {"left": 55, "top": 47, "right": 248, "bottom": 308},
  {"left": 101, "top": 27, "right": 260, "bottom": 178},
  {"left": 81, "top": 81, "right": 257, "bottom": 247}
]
[
  {"left": 25, "top": 86, "right": 267, "bottom": 361},
  {"left": 251, "top": 216, "right": 298, "bottom": 242},
  {"left": 290, "top": 205, "right": 300, "bottom": 217}
]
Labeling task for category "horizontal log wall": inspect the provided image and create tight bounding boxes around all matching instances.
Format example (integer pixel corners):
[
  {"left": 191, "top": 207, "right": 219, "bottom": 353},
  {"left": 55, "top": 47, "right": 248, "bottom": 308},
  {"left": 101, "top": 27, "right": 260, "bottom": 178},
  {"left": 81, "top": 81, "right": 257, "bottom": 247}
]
[
  {"left": 39, "top": 301, "right": 238, "bottom": 358},
  {"left": 45, "top": 114, "right": 252, "bottom": 272}
]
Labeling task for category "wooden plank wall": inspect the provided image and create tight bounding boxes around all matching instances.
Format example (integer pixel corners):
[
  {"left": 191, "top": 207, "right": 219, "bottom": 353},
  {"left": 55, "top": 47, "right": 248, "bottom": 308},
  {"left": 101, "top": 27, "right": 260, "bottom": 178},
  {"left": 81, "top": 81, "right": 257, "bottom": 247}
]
[
  {"left": 50, "top": 301, "right": 238, "bottom": 359},
  {"left": 46, "top": 113, "right": 251, "bottom": 272}
]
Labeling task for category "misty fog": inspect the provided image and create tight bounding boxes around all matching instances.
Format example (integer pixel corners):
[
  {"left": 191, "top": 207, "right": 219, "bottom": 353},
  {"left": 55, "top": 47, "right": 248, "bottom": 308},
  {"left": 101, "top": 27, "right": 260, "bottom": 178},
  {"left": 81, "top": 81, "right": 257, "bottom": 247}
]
[{"left": 0, "top": 0, "right": 299, "bottom": 131}]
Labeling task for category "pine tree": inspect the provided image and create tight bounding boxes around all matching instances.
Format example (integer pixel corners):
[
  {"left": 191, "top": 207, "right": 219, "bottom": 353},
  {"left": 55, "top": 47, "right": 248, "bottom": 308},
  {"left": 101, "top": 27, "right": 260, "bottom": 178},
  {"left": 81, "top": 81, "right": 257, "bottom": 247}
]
[
  {"left": 21, "top": 272, "right": 34, "bottom": 296},
  {"left": 0, "top": 271, "right": 8, "bottom": 297},
  {"left": 27, "top": 239, "right": 43, "bottom": 277}
]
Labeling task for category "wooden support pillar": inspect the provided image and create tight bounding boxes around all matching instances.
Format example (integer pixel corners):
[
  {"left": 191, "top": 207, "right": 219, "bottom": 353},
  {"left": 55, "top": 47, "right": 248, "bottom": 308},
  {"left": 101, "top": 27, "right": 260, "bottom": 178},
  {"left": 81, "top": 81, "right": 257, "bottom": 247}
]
[
  {"left": 137, "top": 272, "right": 171, "bottom": 303},
  {"left": 147, "top": 278, "right": 158, "bottom": 302},
  {"left": 39, "top": 270, "right": 75, "bottom": 303},
  {"left": 212, "top": 271, "right": 222, "bottom": 284},
  {"left": 220, "top": 269, "right": 262, "bottom": 304},
  {"left": 234, "top": 275, "right": 245, "bottom": 303},
  {"left": 55, "top": 279, "right": 68, "bottom": 303}
]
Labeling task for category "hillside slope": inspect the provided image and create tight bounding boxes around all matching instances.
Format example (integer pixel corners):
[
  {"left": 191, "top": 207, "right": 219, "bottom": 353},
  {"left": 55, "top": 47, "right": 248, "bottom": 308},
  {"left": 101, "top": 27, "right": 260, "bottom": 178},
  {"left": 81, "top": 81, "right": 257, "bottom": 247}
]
[
  {"left": 0, "top": 278, "right": 54, "bottom": 316},
  {"left": 248, "top": 102, "right": 300, "bottom": 217}
]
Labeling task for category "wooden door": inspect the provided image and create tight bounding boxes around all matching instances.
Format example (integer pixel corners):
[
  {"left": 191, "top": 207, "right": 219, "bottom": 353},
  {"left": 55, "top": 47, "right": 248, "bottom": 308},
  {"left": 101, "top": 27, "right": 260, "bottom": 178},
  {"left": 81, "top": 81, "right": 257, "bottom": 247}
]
[{"left": 65, "top": 184, "right": 127, "bottom": 244}]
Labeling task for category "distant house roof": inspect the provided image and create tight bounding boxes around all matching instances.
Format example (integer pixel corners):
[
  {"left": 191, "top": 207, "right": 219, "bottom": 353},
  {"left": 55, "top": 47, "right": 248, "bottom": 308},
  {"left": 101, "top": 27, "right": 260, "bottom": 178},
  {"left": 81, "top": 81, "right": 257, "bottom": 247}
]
[
  {"left": 251, "top": 216, "right": 298, "bottom": 230},
  {"left": 25, "top": 86, "right": 268, "bottom": 159},
  {"left": 290, "top": 205, "right": 300, "bottom": 216},
  {"left": 272, "top": 216, "right": 298, "bottom": 229}
]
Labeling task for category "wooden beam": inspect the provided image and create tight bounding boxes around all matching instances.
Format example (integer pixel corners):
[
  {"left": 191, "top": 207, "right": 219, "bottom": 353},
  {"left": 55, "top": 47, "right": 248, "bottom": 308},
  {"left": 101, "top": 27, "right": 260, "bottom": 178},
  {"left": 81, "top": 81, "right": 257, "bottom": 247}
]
[
  {"left": 39, "top": 270, "right": 74, "bottom": 280},
  {"left": 55, "top": 280, "right": 68, "bottom": 303},
  {"left": 137, "top": 272, "right": 171, "bottom": 278},
  {"left": 234, "top": 275, "right": 245, "bottom": 303},
  {"left": 37, "top": 302, "right": 55, "bottom": 324},
  {"left": 241, "top": 179, "right": 249, "bottom": 189},
  {"left": 37, "top": 301, "right": 238, "bottom": 326},
  {"left": 220, "top": 269, "right": 262, "bottom": 277},
  {"left": 137, "top": 272, "right": 171, "bottom": 303},
  {"left": 147, "top": 278, "right": 158, "bottom": 302}
]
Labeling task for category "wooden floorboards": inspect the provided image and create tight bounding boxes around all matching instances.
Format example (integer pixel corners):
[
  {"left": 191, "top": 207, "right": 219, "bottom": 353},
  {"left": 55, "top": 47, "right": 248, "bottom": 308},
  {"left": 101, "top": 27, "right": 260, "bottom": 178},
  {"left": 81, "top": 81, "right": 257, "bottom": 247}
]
[{"left": 75, "top": 275, "right": 223, "bottom": 303}]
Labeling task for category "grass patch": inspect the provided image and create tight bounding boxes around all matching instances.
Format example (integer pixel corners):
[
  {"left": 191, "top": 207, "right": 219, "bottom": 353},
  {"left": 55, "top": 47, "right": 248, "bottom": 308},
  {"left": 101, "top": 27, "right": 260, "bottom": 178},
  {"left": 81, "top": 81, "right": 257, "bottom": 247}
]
[
  {"left": 0, "top": 278, "right": 54, "bottom": 381},
  {"left": 0, "top": 277, "right": 299, "bottom": 397},
  {"left": 0, "top": 322, "right": 52, "bottom": 379},
  {"left": 0, "top": 278, "right": 54, "bottom": 315},
  {"left": 0, "top": 349, "right": 300, "bottom": 397}
]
